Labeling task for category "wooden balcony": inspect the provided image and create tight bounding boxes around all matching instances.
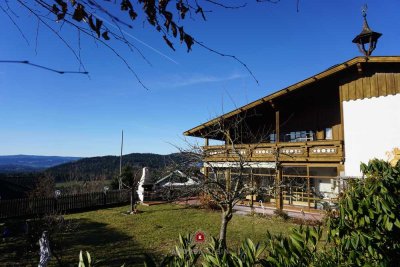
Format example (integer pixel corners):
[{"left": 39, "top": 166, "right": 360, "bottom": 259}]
[{"left": 204, "top": 140, "right": 344, "bottom": 163}]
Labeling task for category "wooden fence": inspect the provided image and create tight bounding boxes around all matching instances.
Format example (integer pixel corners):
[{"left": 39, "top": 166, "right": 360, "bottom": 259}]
[{"left": 0, "top": 190, "right": 130, "bottom": 219}]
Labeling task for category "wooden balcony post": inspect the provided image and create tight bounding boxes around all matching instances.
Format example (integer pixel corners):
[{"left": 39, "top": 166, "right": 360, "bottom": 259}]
[
  {"left": 225, "top": 169, "right": 231, "bottom": 191},
  {"left": 225, "top": 132, "right": 230, "bottom": 158},
  {"left": 250, "top": 168, "right": 254, "bottom": 209},
  {"left": 307, "top": 166, "right": 311, "bottom": 210},
  {"left": 275, "top": 110, "right": 280, "bottom": 143}
]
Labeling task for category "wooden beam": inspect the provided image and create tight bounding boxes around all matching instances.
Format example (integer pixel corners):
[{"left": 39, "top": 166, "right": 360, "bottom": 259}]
[
  {"left": 307, "top": 166, "right": 311, "bottom": 210},
  {"left": 275, "top": 110, "right": 280, "bottom": 143},
  {"left": 357, "top": 62, "right": 363, "bottom": 74},
  {"left": 276, "top": 167, "right": 283, "bottom": 210},
  {"left": 225, "top": 169, "right": 231, "bottom": 191},
  {"left": 269, "top": 100, "right": 275, "bottom": 109}
]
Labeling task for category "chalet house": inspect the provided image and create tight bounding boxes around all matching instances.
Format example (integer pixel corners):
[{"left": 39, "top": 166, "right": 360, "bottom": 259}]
[{"left": 183, "top": 15, "right": 400, "bottom": 210}]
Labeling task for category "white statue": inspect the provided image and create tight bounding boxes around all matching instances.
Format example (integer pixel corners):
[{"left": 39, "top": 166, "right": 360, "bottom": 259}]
[
  {"left": 137, "top": 167, "right": 149, "bottom": 202},
  {"left": 38, "top": 231, "right": 51, "bottom": 267}
]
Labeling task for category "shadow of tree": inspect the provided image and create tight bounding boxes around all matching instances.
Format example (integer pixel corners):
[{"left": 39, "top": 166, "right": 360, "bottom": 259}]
[
  {"left": 139, "top": 206, "right": 189, "bottom": 215},
  {"left": 0, "top": 217, "right": 160, "bottom": 267}
]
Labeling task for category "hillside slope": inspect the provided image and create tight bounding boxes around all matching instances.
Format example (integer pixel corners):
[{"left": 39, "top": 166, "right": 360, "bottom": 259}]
[{"left": 45, "top": 153, "right": 182, "bottom": 182}]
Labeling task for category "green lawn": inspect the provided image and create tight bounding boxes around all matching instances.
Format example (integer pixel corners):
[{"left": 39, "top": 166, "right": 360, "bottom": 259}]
[{"left": 0, "top": 204, "right": 297, "bottom": 266}]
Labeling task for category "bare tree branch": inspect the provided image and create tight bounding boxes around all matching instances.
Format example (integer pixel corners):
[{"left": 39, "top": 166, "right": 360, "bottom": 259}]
[
  {"left": 0, "top": 3, "right": 30, "bottom": 45},
  {"left": 204, "top": 0, "right": 247, "bottom": 9},
  {"left": 2, "top": 0, "right": 282, "bottom": 89},
  {"left": 194, "top": 40, "right": 259, "bottom": 84},
  {"left": 0, "top": 60, "right": 89, "bottom": 75}
]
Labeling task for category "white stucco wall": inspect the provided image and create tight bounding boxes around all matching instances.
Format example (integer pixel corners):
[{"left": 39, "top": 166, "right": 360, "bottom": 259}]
[{"left": 343, "top": 94, "right": 400, "bottom": 177}]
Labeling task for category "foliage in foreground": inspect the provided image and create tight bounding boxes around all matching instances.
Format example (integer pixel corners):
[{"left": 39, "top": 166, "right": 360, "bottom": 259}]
[
  {"left": 143, "top": 227, "right": 326, "bottom": 267},
  {"left": 326, "top": 159, "right": 400, "bottom": 266}
]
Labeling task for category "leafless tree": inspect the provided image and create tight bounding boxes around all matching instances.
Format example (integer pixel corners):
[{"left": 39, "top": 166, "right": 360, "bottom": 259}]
[
  {"left": 118, "top": 165, "right": 142, "bottom": 213},
  {"left": 176, "top": 109, "right": 289, "bottom": 250},
  {"left": 56, "top": 170, "right": 109, "bottom": 195},
  {"left": 28, "top": 173, "right": 56, "bottom": 198}
]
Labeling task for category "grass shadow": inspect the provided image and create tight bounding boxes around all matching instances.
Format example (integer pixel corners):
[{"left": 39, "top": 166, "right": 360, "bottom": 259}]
[{"left": 0, "top": 217, "right": 160, "bottom": 267}]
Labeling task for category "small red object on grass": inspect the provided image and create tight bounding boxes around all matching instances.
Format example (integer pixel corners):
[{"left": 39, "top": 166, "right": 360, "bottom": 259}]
[{"left": 195, "top": 231, "right": 205, "bottom": 243}]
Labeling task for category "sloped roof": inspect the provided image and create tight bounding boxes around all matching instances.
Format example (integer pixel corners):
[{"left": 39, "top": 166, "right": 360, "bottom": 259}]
[
  {"left": 155, "top": 170, "right": 187, "bottom": 185},
  {"left": 184, "top": 56, "right": 400, "bottom": 137},
  {"left": 154, "top": 170, "right": 199, "bottom": 187}
]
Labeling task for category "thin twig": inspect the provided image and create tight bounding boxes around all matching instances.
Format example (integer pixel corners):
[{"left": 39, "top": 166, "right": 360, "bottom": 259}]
[
  {"left": 205, "top": 0, "right": 247, "bottom": 9},
  {"left": 35, "top": 18, "right": 40, "bottom": 55},
  {"left": 194, "top": 39, "right": 259, "bottom": 85},
  {"left": 63, "top": 20, "right": 150, "bottom": 90},
  {"left": 0, "top": 4, "right": 30, "bottom": 45},
  {"left": 0, "top": 60, "right": 89, "bottom": 74},
  {"left": 18, "top": 0, "right": 88, "bottom": 73}
]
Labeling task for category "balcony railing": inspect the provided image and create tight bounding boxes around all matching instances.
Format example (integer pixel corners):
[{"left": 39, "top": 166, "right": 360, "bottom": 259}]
[{"left": 204, "top": 140, "right": 343, "bottom": 163}]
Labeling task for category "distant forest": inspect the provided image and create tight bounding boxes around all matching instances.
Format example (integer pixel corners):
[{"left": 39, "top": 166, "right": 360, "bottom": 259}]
[{"left": 44, "top": 153, "right": 184, "bottom": 182}]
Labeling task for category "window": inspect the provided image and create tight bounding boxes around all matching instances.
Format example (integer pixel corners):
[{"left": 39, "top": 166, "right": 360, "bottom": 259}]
[
  {"left": 325, "top": 128, "right": 333, "bottom": 140},
  {"left": 309, "top": 167, "right": 337, "bottom": 177},
  {"left": 287, "top": 131, "right": 314, "bottom": 142},
  {"left": 290, "top": 132, "right": 296, "bottom": 141},
  {"left": 270, "top": 133, "right": 276, "bottom": 143},
  {"left": 308, "top": 131, "right": 314, "bottom": 141}
]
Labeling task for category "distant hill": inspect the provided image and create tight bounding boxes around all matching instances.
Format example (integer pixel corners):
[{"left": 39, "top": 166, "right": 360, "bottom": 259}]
[
  {"left": 45, "top": 153, "right": 183, "bottom": 182},
  {"left": 0, "top": 155, "right": 81, "bottom": 173}
]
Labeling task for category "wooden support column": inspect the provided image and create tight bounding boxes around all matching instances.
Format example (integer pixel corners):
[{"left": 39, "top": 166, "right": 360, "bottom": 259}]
[
  {"left": 224, "top": 132, "right": 230, "bottom": 159},
  {"left": 307, "top": 166, "right": 311, "bottom": 210},
  {"left": 275, "top": 167, "right": 283, "bottom": 210},
  {"left": 270, "top": 100, "right": 279, "bottom": 143},
  {"left": 275, "top": 110, "right": 280, "bottom": 143},
  {"left": 250, "top": 168, "right": 254, "bottom": 209},
  {"left": 225, "top": 169, "right": 231, "bottom": 191}
]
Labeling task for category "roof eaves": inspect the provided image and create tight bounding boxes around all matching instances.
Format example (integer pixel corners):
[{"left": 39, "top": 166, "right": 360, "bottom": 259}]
[{"left": 184, "top": 56, "right": 400, "bottom": 136}]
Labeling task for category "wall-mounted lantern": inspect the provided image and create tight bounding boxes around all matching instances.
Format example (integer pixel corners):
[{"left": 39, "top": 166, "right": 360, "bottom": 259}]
[{"left": 352, "top": 5, "right": 382, "bottom": 57}]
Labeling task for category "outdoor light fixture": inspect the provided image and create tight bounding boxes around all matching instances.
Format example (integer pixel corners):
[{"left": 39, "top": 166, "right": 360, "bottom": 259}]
[
  {"left": 352, "top": 5, "right": 382, "bottom": 57},
  {"left": 103, "top": 186, "right": 110, "bottom": 193},
  {"left": 54, "top": 190, "right": 61, "bottom": 198}
]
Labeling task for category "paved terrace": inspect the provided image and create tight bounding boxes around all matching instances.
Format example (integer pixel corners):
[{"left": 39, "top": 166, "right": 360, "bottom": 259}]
[
  {"left": 233, "top": 204, "right": 324, "bottom": 221},
  {"left": 145, "top": 197, "right": 325, "bottom": 221}
]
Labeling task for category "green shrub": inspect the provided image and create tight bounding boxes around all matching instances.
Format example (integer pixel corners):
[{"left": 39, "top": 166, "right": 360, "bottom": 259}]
[
  {"left": 264, "top": 225, "right": 323, "bottom": 267},
  {"left": 327, "top": 159, "right": 400, "bottom": 266}
]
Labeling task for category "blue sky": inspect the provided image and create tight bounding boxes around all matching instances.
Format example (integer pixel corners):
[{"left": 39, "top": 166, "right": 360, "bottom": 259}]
[{"left": 0, "top": 0, "right": 399, "bottom": 157}]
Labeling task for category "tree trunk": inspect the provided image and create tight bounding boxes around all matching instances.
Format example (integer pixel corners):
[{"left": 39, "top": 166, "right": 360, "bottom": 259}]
[
  {"left": 130, "top": 188, "right": 136, "bottom": 213},
  {"left": 250, "top": 170, "right": 254, "bottom": 210},
  {"left": 218, "top": 205, "right": 233, "bottom": 250},
  {"left": 276, "top": 167, "right": 283, "bottom": 211}
]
